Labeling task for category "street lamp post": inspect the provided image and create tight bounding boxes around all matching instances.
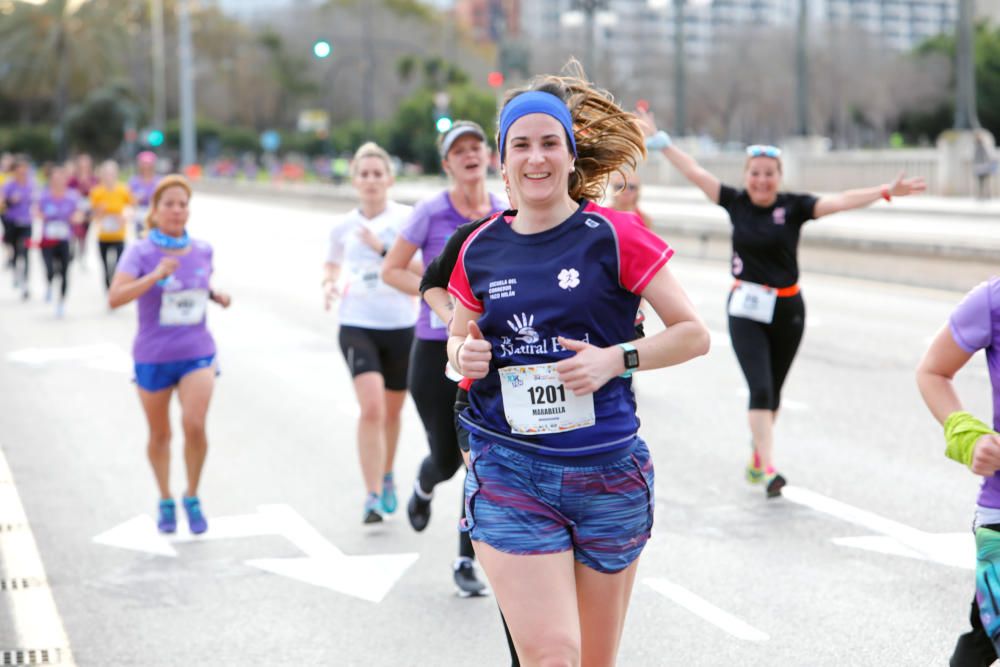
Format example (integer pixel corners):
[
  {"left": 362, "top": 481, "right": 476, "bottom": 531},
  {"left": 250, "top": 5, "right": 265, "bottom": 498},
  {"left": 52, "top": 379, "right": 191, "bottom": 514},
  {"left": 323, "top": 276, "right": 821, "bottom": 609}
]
[
  {"left": 150, "top": 0, "right": 166, "bottom": 135},
  {"left": 673, "top": 0, "right": 686, "bottom": 137},
  {"left": 177, "top": 0, "right": 197, "bottom": 168},
  {"left": 572, "top": 0, "right": 608, "bottom": 79},
  {"left": 954, "top": 0, "right": 980, "bottom": 129},
  {"left": 795, "top": 0, "right": 809, "bottom": 135}
]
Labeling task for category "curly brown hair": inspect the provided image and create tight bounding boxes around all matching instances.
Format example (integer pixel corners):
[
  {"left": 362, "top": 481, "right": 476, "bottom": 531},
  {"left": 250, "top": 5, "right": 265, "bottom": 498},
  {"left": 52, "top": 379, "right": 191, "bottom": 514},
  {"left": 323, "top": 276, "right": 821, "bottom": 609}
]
[{"left": 497, "top": 61, "right": 646, "bottom": 202}]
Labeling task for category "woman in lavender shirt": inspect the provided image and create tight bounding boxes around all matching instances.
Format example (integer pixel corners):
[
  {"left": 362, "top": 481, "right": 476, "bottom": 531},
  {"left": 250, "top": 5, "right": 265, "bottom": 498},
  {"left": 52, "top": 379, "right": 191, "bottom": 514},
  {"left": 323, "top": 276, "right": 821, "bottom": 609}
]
[
  {"left": 381, "top": 121, "right": 506, "bottom": 596},
  {"left": 128, "top": 151, "right": 160, "bottom": 236},
  {"left": 918, "top": 277, "right": 1000, "bottom": 666},
  {"left": 109, "top": 175, "right": 231, "bottom": 536},
  {"left": 2, "top": 157, "right": 36, "bottom": 299},
  {"left": 33, "top": 165, "right": 82, "bottom": 317}
]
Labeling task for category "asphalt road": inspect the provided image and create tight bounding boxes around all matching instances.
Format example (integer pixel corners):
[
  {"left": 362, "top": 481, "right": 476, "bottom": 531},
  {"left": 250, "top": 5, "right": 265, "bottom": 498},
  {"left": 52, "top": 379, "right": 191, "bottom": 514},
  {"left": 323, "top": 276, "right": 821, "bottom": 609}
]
[{"left": 0, "top": 192, "right": 993, "bottom": 666}]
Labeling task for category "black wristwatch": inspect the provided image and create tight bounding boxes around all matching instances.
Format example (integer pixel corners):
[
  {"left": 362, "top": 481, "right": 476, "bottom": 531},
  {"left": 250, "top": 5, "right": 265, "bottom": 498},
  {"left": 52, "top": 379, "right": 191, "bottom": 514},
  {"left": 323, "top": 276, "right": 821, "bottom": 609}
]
[{"left": 618, "top": 342, "right": 639, "bottom": 378}]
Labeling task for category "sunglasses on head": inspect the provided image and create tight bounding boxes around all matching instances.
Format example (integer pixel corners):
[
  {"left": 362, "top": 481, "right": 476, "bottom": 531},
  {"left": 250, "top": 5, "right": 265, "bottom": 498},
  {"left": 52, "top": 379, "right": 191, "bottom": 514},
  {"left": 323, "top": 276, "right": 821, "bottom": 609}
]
[{"left": 746, "top": 145, "right": 781, "bottom": 158}]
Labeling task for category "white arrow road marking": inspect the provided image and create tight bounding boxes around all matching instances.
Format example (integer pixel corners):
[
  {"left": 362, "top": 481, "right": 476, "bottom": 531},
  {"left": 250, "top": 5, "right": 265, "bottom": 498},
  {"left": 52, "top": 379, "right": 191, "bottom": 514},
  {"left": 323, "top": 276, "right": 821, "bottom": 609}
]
[
  {"left": 782, "top": 485, "right": 974, "bottom": 570},
  {"left": 644, "top": 577, "right": 770, "bottom": 642},
  {"left": 0, "top": 446, "right": 76, "bottom": 664},
  {"left": 7, "top": 343, "right": 131, "bottom": 374},
  {"left": 92, "top": 504, "right": 418, "bottom": 603}
]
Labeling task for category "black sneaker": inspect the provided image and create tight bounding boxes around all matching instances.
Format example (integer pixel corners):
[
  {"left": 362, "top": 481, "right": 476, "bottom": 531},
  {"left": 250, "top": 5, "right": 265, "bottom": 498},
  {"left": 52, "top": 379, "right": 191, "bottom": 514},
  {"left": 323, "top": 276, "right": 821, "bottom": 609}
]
[
  {"left": 765, "top": 472, "right": 787, "bottom": 499},
  {"left": 407, "top": 481, "right": 432, "bottom": 532},
  {"left": 453, "top": 557, "right": 488, "bottom": 597}
]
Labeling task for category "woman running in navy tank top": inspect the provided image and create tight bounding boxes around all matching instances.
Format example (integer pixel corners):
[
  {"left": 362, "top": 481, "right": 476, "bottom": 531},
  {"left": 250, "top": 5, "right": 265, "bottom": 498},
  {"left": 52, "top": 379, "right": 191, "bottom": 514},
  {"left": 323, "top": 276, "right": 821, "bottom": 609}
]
[{"left": 448, "top": 65, "right": 710, "bottom": 666}]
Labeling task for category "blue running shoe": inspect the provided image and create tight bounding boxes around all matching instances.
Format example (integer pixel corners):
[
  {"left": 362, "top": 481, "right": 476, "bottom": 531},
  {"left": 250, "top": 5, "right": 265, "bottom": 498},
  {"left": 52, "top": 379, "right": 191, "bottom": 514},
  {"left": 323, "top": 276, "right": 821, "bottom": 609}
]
[
  {"left": 381, "top": 474, "right": 398, "bottom": 515},
  {"left": 363, "top": 493, "right": 384, "bottom": 525},
  {"left": 182, "top": 496, "right": 208, "bottom": 534},
  {"left": 157, "top": 498, "right": 177, "bottom": 534}
]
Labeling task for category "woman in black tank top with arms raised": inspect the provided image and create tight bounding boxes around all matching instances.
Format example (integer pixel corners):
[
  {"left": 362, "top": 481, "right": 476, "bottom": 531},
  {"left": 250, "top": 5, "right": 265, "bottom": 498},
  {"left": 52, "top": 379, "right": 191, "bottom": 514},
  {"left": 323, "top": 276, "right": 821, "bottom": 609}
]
[{"left": 638, "top": 107, "right": 926, "bottom": 498}]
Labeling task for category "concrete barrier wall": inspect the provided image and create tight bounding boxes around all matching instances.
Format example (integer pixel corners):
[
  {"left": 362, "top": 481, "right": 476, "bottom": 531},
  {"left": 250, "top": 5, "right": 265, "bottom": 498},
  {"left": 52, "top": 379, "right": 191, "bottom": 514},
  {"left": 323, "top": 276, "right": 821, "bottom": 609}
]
[{"left": 643, "top": 149, "right": 951, "bottom": 194}]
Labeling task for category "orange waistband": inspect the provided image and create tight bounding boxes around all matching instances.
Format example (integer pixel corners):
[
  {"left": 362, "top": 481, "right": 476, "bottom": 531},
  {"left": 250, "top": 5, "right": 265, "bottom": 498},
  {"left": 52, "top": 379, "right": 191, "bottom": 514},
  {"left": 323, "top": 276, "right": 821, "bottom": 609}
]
[{"left": 733, "top": 280, "right": 800, "bottom": 298}]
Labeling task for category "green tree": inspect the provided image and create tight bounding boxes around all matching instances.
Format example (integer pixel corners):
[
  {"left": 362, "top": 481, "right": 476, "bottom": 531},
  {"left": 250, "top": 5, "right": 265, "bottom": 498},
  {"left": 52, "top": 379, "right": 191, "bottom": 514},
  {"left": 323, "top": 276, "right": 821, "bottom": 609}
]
[
  {"left": 0, "top": 0, "right": 127, "bottom": 152},
  {"left": 257, "top": 29, "right": 319, "bottom": 127},
  {"left": 386, "top": 82, "right": 497, "bottom": 173},
  {"left": 899, "top": 23, "right": 1000, "bottom": 141},
  {"left": 64, "top": 84, "right": 136, "bottom": 158}
]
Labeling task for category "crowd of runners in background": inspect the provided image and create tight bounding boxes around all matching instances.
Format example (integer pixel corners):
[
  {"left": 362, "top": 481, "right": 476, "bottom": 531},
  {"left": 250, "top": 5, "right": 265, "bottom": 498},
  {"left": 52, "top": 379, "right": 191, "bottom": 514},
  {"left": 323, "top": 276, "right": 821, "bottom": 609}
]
[{"left": 9, "top": 64, "right": 1000, "bottom": 665}]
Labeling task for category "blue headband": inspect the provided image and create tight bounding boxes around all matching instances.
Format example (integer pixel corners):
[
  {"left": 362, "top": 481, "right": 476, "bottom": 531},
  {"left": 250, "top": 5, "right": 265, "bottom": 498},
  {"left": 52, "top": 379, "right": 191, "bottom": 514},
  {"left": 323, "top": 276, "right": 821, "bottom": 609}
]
[{"left": 498, "top": 91, "right": 577, "bottom": 162}]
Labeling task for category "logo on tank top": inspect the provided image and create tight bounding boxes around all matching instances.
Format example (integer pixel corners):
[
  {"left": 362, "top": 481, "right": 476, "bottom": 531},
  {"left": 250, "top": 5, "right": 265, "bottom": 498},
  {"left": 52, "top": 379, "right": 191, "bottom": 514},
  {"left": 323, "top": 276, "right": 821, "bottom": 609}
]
[
  {"left": 557, "top": 268, "right": 580, "bottom": 290},
  {"left": 498, "top": 313, "right": 592, "bottom": 358},
  {"left": 507, "top": 312, "right": 539, "bottom": 344},
  {"left": 772, "top": 207, "right": 786, "bottom": 225}
]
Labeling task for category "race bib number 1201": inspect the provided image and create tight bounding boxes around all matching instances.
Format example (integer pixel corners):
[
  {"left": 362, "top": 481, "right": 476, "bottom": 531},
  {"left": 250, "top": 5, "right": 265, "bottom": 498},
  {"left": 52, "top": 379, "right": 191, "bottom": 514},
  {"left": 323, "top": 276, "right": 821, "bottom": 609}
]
[{"left": 498, "top": 363, "right": 595, "bottom": 435}]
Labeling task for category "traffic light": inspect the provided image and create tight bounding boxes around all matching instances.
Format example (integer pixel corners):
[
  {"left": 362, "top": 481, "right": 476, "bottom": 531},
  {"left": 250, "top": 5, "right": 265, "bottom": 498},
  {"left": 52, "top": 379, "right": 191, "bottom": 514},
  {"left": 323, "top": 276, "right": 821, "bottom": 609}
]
[
  {"left": 312, "top": 40, "right": 332, "bottom": 59},
  {"left": 433, "top": 91, "right": 452, "bottom": 133},
  {"left": 146, "top": 129, "right": 165, "bottom": 147},
  {"left": 436, "top": 116, "right": 454, "bottom": 133}
]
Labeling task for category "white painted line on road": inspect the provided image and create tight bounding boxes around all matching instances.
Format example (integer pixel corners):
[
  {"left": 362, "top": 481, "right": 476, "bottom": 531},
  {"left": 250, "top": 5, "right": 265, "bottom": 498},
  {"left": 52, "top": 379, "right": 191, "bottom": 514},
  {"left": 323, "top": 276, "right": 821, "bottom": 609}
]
[
  {"left": 644, "top": 577, "right": 770, "bottom": 642},
  {"left": 94, "top": 504, "right": 419, "bottom": 603},
  {"left": 0, "top": 446, "right": 76, "bottom": 664},
  {"left": 782, "top": 485, "right": 973, "bottom": 569}
]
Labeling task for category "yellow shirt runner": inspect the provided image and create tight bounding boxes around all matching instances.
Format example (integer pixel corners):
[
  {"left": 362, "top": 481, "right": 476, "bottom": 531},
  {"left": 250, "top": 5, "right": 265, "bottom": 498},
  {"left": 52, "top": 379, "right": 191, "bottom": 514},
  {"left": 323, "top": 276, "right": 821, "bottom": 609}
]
[{"left": 89, "top": 183, "right": 134, "bottom": 242}]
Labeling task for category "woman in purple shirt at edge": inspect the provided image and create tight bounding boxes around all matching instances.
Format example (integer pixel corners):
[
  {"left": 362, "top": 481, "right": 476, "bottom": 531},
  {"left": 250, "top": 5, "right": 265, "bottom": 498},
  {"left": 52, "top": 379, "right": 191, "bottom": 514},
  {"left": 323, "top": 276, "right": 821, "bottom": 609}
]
[
  {"left": 381, "top": 121, "right": 506, "bottom": 596},
  {"left": 2, "top": 157, "right": 36, "bottom": 299},
  {"left": 918, "top": 277, "right": 1000, "bottom": 666},
  {"left": 128, "top": 151, "right": 161, "bottom": 236},
  {"left": 108, "top": 175, "right": 232, "bottom": 536}
]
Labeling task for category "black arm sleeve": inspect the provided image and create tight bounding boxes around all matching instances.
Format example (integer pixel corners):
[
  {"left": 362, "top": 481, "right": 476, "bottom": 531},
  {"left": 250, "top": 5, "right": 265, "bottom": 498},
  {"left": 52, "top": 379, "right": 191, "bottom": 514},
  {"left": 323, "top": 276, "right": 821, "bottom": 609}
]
[{"left": 418, "top": 216, "right": 490, "bottom": 295}]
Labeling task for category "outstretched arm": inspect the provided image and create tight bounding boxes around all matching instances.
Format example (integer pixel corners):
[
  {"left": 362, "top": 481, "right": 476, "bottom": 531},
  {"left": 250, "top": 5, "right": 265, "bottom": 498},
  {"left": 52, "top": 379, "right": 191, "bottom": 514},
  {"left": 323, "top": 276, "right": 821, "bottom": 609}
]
[
  {"left": 635, "top": 108, "right": 721, "bottom": 204},
  {"left": 814, "top": 171, "right": 926, "bottom": 219}
]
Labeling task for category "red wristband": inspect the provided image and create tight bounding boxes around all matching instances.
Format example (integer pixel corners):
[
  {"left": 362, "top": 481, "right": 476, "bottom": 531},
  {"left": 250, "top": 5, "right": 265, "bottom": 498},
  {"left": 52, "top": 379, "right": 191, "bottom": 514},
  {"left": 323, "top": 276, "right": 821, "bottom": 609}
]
[{"left": 880, "top": 186, "right": 891, "bottom": 202}]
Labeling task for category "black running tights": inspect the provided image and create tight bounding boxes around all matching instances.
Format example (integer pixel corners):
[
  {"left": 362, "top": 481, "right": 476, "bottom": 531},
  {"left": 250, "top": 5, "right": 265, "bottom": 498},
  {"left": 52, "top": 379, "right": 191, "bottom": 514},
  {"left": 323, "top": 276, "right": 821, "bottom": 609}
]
[
  {"left": 99, "top": 241, "right": 124, "bottom": 290},
  {"left": 727, "top": 292, "right": 805, "bottom": 411},
  {"left": 408, "top": 337, "right": 474, "bottom": 559},
  {"left": 41, "top": 243, "right": 71, "bottom": 299}
]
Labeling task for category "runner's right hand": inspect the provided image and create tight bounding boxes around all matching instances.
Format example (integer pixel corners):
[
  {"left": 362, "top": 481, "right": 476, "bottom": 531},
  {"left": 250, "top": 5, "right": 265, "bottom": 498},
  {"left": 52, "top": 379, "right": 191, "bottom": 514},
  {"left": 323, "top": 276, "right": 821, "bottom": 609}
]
[
  {"left": 323, "top": 281, "right": 340, "bottom": 311},
  {"left": 459, "top": 320, "right": 492, "bottom": 379},
  {"left": 972, "top": 434, "right": 1000, "bottom": 476},
  {"left": 154, "top": 257, "right": 180, "bottom": 280}
]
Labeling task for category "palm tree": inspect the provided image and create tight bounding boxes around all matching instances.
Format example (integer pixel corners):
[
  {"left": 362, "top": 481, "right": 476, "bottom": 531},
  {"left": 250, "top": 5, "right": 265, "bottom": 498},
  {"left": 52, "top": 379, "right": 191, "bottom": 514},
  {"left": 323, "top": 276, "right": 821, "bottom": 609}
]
[{"left": 0, "top": 0, "right": 128, "bottom": 155}]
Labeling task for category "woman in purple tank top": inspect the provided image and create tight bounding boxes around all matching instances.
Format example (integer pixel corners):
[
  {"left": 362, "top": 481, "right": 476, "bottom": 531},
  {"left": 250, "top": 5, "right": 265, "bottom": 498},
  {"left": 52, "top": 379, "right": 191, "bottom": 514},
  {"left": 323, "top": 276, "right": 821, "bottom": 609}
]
[
  {"left": 918, "top": 277, "right": 1000, "bottom": 666},
  {"left": 380, "top": 121, "right": 505, "bottom": 597},
  {"left": 109, "top": 175, "right": 232, "bottom": 537}
]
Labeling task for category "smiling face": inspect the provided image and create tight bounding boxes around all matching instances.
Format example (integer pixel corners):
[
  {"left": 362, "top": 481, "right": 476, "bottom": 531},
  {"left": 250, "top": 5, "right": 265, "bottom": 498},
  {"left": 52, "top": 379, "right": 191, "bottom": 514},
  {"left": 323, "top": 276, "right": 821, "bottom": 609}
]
[
  {"left": 351, "top": 155, "right": 393, "bottom": 206},
  {"left": 502, "top": 113, "right": 575, "bottom": 209},
  {"left": 442, "top": 134, "right": 489, "bottom": 186},
  {"left": 154, "top": 185, "right": 190, "bottom": 237},
  {"left": 744, "top": 157, "right": 781, "bottom": 207}
]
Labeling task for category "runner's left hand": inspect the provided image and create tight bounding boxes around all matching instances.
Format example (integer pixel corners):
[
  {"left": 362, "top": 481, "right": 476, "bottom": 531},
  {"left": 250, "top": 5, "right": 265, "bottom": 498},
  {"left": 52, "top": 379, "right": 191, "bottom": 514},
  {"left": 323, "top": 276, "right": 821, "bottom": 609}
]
[
  {"left": 211, "top": 291, "right": 232, "bottom": 308},
  {"left": 888, "top": 171, "right": 927, "bottom": 197},
  {"left": 555, "top": 338, "right": 619, "bottom": 395}
]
